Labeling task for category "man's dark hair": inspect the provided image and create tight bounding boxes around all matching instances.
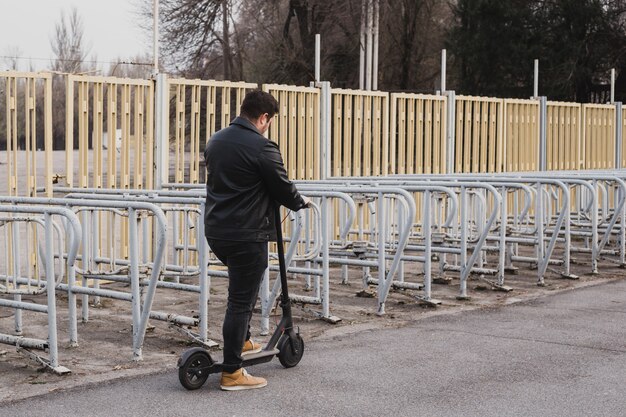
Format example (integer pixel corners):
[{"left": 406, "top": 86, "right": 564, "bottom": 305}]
[{"left": 240, "top": 90, "right": 279, "bottom": 120}]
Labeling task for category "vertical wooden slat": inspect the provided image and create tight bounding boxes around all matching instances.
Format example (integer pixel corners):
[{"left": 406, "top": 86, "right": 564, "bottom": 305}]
[
  {"left": 313, "top": 92, "right": 320, "bottom": 179},
  {"left": 65, "top": 76, "right": 74, "bottom": 187},
  {"left": 433, "top": 98, "right": 442, "bottom": 174},
  {"left": 479, "top": 100, "right": 488, "bottom": 172},
  {"left": 107, "top": 83, "right": 118, "bottom": 188},
  {"left": 145, "top": 83, "right": 154, "bottom": 188},
  {"left": 297, "top": 92, "right": 305, "bottom": 179},
  {"left": 471, "top": 100, "right": 480, "bottom": 172},
  {"left": 413, "top": 98, "right": 421, "bottom": 174},
  {"left": 390, "top": 94, "right": 397, "bottom": 174},
  {"left": 190, "top": 85, "right": 200, "bottom": 183},
  {"left": 506, "top": 102, "right": 514, "bottom": 172},
  {"left": 580, "top": 107, "right": 589, "bottom": 169},
  {"left": 344, "top": 94, "right": 353, "bottom": 176},
  {"left": 455, "top": 100, "right": 463, "bottom": 173},
  {"left": 333, "top": 94, "right": 342, "bottom": 176},
  {"left": 496, "top": 99, "right": 504, "bottom": 173},
  {"left": 24, "top": 78, "right": 33, "bottom": 195},
  {"left": 221, "top": 86, "right": 230, "bottom": 129},
  {"left": 424, "top": 98, "right": 433, "bottom": 174},
  {"left": 440, "top": 97, "right": 447, "bottom": 174},
  {"left": 133, "top": 84, "right": 143, "bottom": 188},
  {"left": 559, "top": 106, "right": 566, "bottom": 170},
  {"left": 121, "top": 84, "right": 131, "bottom": 189},
  {"left": 354, "top": 96, "right": 363, "bottom": 177},
  {"left": 78, "top": 81, "right": 89, "bottom": 187},
  {"left": 43, "top": 75, "right": 53, "bottom": 197},
  {"left": 409, "top": 97, "right": 418, "bottom": 174},
  {"left": 288, "top": 91, "right": 297, "bottom": 179},
  {"left": 463, "top": 100, "right": 472, "bottom": 173},
  {"left": 93, "top": 82, "right": 104, "bottom": 188},
  {"left": 363, "top": 96, "right": 372, "bottom": 176},
  {"left": 175, "top": 85, "right": 185, "bottom": 183},
  {"left": 372, "top": 97, "right": 381, "bottom": 176},
  {"left": 207, "top": 86, "right": 216, "bottom": 139},
  {"left": 399, "top": 97, "right": 408, "bottom": 174},
  {"left": 621, "top": 106, "right": 626, "bottom": 167},
  {"left": 487, "top": 101, "right": 496, "bottom": 173}
]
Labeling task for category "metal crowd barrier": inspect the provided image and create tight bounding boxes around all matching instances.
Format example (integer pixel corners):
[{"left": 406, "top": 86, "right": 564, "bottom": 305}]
[
  {"left": 397, "top": 172, "right": 625, "bottom": 288},
  {"left": 297, "top": 184, "right": 419, "bottom": 314},
  {"left": 56, "top": 169, "right": 623, "bottom": 330},
  {"left": 0, "top": 196, "right": 167, "bottom": 361},
  {"left": 158, "top": 184, "right": 329, "bottom": 332},
  {"left": 259, "top": 190, "right": 352, "bottom": 331},
  {"left": 166, "top": 181, "right": 500, "bottom": 313},
  {"left": 298, "top": 181, "right": 501, "bottom": 303},
  {"left": 0, "top": 203, "right": 81, "bottom": 374},
  {"left": 56, "top": 186, "right": 325, "bottom": 342},
  {"left": 61, "top": 191, "right": 213, "bottom": 347},
  {"left": 294, "top": 171, "right": 625, "bottom": 308}
]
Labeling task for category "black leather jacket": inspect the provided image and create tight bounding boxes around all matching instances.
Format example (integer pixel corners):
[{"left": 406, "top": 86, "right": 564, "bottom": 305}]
[{"left": 204, "top": 117, "right": 307, "bottom": 242}]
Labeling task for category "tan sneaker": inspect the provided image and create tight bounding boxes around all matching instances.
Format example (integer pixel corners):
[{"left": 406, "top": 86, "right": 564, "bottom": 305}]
[
  {"left": 242, "top": 339, "right": 262, "bottom": 356},
  {"left": 220, "top": 368, "right": 267, "bottom": 391}
]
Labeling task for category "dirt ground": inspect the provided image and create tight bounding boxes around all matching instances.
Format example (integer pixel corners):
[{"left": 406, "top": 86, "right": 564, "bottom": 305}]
[{"left": 1, "top": 251, "right": 624, "bottom": 404}]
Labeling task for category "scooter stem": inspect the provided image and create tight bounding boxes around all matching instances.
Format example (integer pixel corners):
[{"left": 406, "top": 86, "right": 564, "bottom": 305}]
[{"left": 274, "top": 206, "right": 294, "bottom": 329}]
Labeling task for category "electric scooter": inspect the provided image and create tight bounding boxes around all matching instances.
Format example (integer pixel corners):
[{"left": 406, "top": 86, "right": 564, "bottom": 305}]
[{"left": 177, "top": 206, "right": 305, "bottom": 390}]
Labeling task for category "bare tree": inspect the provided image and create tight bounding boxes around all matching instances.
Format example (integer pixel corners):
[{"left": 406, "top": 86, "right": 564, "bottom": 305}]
[
  {"left": 379, "top": 0, "right": 450, "bottom": 92},
  {"left": 140, "top": 0, "right": 233, "bottom": 78},
  {"left": 237, "top": 0, "right": 363, "bottom": 86},
  {"left": 49, "top": 7, "right": 90, "bottom": 149},
  {"left": 222, "top": 0, "right": 232, "bottom": 79},
  {"left": 50, "top": 7, "right": 88, "bottom": 74},
  {"left": 141, "top": 0, "right": 448, "bottom": 89}
]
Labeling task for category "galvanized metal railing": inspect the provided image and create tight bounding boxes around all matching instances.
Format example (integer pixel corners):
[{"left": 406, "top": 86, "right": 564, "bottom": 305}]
[
  {"left": 0, "top": 203, "right": 80, "bottom": 374},
  {"left": 0, "top": 196, "right": 167, "bottom": 361}
]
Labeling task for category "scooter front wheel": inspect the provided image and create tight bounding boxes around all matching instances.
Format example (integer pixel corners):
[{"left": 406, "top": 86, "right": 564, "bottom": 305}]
[
  {"left": 178, "top": 350, "right": 213, "bottom": 390},
  {"left": 277, "top": 333, "right": 304, "bottom": 368}
]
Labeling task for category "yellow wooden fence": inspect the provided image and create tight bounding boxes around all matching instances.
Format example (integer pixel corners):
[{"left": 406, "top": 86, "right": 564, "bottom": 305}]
[
  {"left": 455, "top": 96, "right": 505, "bottom": 173},
  {"left": 582, "top": 104, "right": 615, "bottom": 170},
  {"left": 546, "top": 101, "right": 581, "bottom": 170},
  {"left": 330, "top": 88, "right": 389, "bottom": 177},
  {"left": 623, "top": 106, "right": 626, "bottom": 168},
  {"left": 167, "top": 79, "right": 256, "bottom": 184},
  {"left": 65, "top": 74, "right": 154, "bottom": 190},
  {"left": 0, "top": 71, "right": 622, "bottom": 196},
  {"left": 0, "top": 72, "right": 53, "bottom": 281},
  {"left": 390, "top": 93, "right": 447, "bottom": 174},
  {"left": 263, "top": 84, "right": 321, "bottom": 180},
  {"left": 1, "top": 71, "right": 53, "bottom": 197},
  {"left": 503, "top": 99, "right": 538, "bottom": 172}
]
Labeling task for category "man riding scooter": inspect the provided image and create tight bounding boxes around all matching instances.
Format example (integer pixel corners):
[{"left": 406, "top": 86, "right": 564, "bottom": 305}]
[{"left": 203, "top": 90, "right": 310, "bottom": 391}]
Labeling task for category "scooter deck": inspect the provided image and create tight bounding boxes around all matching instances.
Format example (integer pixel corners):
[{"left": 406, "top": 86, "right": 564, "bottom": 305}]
[{"left": 242, "top": 348, "right": 280, "bottom": 367}]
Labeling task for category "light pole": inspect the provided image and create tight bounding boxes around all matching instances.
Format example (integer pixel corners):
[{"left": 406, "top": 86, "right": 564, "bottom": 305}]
[{"left": 153, "top": 0, "right": 159, "bottom": 74}]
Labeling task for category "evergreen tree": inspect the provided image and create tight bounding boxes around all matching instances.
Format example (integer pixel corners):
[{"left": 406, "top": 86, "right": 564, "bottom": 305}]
[{"left": 447, "top": 0, "right": 626, "bottom": 101}]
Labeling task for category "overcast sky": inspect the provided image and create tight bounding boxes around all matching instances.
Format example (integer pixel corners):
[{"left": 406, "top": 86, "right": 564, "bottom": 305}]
[{"left": 0, "top": 0, "right": 151, "bottom": 71}]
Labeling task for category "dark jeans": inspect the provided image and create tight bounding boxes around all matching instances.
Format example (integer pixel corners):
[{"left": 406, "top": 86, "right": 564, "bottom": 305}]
[{"left": 206, "top": 239, "right": 268, "bottom": 373}]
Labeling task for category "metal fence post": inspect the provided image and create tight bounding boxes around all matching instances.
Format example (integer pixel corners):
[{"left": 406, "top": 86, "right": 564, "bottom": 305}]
[
  {"left": 616, "top": 102, "right": 623, "bottom": 169},
  {"left": 445, "top": 90, "right": 456, "bottom": 174},
  {"left": 317, "top": 81, "right": 332, "bottom": 180},
  {"left": 539, "top": 96, "right": 547, "bottom": 171},
  {"left": 154, "top": 73, "right": 169, "bottom": 189}
]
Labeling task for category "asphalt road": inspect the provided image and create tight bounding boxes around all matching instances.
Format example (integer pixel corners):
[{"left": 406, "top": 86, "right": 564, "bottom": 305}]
[{"left": 2, "top": 279, "right": 626, "bottom": 417}]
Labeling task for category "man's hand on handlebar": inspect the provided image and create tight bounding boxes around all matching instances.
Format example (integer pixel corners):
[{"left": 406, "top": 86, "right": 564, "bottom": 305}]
[{"left": 301, "top": 195, "right": 312, "bottom": 208}]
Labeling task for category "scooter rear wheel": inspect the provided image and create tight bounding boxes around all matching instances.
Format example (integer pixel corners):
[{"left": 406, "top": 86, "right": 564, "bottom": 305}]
[
  {"left": 178, "top": 351, "right": 213, "bottom": 390},
  {"left": 277, "top": 333, "right": 304, "bottom": 368}
]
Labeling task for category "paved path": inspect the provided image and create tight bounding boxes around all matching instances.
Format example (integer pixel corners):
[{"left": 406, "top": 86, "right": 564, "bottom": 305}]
[{"left": 2, "top": 279, "right": 626, "bottom": 417}]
